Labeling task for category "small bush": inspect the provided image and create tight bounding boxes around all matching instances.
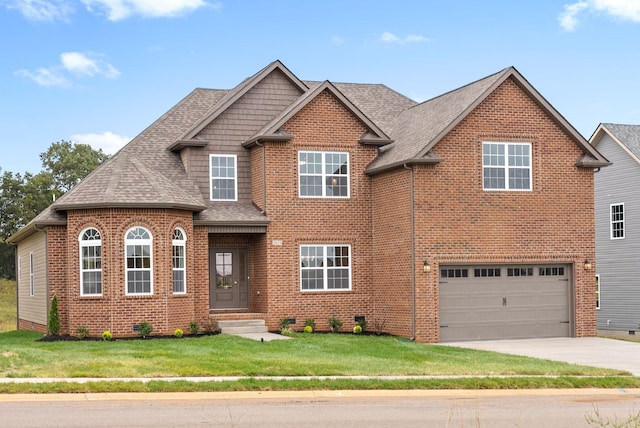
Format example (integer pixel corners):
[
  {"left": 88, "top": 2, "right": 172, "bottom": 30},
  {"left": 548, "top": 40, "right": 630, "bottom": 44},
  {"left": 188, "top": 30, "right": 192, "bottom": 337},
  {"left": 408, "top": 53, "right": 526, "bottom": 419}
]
[
  {"left": 189, "top": 321, "right": 200, "bottom": 335},
  {"left": 353, "top": 325, "right": 363, "bottom": 334},
  {"left": 304, "top": 318, "right": 316, "bottom": 329},
  {"left": 101, "top": 331, "right": 112, "bottom": 341},
  {"left": 280, "top": 326, "right": 294, "bottom": 336},
  {"left": 75, "top": 325, "right": 89, "bottom": 340},
  {"left": 201, "top": 318, "right": 218, "bottom": 334},
  {"left": 174, "top": 328, "right": 184, "bottom": 338},
  {"left": 138, "top": 321, "right": 153, "bottom": 338},
  {"left": 356, "top": 318, "right": 367, "bottom": 333},
  {"left": 303, "top": 325, "right": 313, "bottom": 333},
  {"left": 279, "top": 318, "right": 291, "bottom": 334},
  {"left": 328, "top": 316, "right": 343, "bottom": 333},
  {"left": 48, "top": 294, "right": 60, "bottom": 336}
]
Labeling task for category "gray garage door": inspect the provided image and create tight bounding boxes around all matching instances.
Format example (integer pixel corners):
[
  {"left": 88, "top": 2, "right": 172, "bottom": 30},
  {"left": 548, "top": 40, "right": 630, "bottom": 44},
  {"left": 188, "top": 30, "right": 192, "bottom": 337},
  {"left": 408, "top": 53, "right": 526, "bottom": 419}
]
[{"left": 439, "top": 264, "right": 572, "bottom": 342}]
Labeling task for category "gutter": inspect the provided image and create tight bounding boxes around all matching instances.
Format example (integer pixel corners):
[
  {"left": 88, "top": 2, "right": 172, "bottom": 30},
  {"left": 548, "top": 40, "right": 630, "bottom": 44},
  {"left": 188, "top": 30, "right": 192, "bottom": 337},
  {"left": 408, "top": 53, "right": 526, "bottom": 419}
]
[{"left": 404, "top": 163, "right": 416, "bottom": 341}]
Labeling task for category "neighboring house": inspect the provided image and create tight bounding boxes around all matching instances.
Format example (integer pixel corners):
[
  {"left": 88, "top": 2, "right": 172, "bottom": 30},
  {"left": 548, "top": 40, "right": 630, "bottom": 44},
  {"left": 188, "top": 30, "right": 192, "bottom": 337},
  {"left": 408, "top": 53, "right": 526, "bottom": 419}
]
[
  {"left": 590, "top": 123, "right": 640, "bottom": 337},
  {"left": 8, "top": 61, "right": 609, "bottom": 342}
]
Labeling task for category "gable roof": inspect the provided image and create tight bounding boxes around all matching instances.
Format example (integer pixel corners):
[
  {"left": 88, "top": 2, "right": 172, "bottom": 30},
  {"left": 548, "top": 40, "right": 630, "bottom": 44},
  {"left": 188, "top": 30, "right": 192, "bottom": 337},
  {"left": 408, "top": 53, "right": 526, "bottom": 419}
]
[
  {"left": 366, "top": 67, "right": 610, "bottom": 174},
  {"left": 243, "top": 80, "right": 393, "bottom": 148},
  {"left": 170, "top": 60, "right": 308, "bottom": 151},
  {"left": 590, "top": 123, "right": 640, "bottom": 165}
]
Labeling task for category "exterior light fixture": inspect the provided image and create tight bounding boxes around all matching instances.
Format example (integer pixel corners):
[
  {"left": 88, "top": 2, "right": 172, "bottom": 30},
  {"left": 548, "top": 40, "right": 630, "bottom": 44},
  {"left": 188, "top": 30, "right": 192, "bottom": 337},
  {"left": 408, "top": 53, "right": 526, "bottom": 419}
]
[
  {"left": 423, "top": 260, "right": 431, "bottom": 273},
  {"left": 584, "top": 259, "right": 592, "bottom": 270}
]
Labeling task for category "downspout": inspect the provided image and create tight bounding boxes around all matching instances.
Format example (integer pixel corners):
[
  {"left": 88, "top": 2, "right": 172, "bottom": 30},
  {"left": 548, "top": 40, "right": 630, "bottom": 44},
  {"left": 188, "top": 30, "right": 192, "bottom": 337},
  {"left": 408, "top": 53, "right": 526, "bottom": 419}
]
[
  {"left": 404, "top": 163, "right": 416, "bottom": 341},
  {"left": 255, "top": 141, "right": 267, "bottom": 214}
]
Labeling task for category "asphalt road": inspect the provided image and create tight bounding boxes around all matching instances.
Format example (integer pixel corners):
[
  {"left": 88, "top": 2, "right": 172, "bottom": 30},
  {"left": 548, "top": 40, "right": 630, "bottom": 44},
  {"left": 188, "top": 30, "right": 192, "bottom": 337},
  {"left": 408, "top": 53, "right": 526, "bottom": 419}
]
[{"left": 1, "top": 389, "right": 639, "bottom": 427}]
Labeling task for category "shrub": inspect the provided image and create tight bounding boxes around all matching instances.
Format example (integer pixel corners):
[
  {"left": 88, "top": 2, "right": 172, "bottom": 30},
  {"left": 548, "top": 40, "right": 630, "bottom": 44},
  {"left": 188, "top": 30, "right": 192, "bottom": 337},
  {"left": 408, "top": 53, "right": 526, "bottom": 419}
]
[
  {"left": 353, "top": 325, "right": 363, "bottom": 334},
  {"left": 174, "top": 328, "right": 184, "bottom": 338},
  {"left": 303, "top": 325, "right": 313, "bottom": 333},
  {"left": 138, "top": 321, "right": 153, "bottom": 338},
  {"left": 279, "top": 318, "right": 291, "bottom": 334},
  {"left": 280, "top": 326, "right": 294, "bottom": 336},
  {"left": 101, "top": 331, "right": 112, "bottom": 341},
  {"left": 201, "top": 318, "right": 218, "bottom": 334},
  {"left": 76, "top": 325, "right": 89, "bottom": 340},
  {"left": 356, "top": 318, "right": 367, "bottom": 333},
  {"left": 304, "top": 318, "right": 316, "bottom": 330},
  {"left": 189, "top": 321, "right": 200, "bottom": 335},
  {"left": 328, "top": 316, "right": 343, "bottom": 333},
  {"left": 48, "top": 294, "right": 60, "bottom": 336}
]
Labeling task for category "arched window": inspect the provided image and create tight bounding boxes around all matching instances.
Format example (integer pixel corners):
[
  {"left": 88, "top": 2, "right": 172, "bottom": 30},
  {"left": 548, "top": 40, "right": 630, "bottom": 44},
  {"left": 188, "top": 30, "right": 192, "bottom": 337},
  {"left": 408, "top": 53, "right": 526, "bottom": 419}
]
[
  {"left": 172, "top": 228, "right": 186, "bottom": 294},
  {"left": 125, "top": 226, "right": 153, "bottom": 295},
  {"left": 79, "top": 228, "right": 102, "bottom": 296}
]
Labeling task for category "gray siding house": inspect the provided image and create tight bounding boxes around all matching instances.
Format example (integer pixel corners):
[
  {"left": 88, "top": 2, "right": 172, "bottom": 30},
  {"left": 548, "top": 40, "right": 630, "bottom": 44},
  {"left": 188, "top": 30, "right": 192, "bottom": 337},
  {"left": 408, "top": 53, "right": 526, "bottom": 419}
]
[{"left": 591, "top": 123, "right": 640, "bottom": 336}]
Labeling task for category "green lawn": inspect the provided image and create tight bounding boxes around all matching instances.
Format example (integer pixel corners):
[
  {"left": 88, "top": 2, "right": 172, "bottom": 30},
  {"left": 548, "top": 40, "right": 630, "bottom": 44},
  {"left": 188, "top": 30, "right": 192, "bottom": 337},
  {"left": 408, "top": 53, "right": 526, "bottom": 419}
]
[
  {"left": 1, "top": 330, "right": 637, "bottom": 393},
  {"left": 0, "top": 278, "right": 16, "bottom": 332}
]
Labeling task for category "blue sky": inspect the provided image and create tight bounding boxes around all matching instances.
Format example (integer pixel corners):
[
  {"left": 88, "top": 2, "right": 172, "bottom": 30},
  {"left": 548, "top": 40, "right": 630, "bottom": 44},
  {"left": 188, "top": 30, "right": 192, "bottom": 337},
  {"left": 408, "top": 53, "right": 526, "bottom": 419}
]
[{"left": 2, "top": 0, "right": 640, "bottom": 174}]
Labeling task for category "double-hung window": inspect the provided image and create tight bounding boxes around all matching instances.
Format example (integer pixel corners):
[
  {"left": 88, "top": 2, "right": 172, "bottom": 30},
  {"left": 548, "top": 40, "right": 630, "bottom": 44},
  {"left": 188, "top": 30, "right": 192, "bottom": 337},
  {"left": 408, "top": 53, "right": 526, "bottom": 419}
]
[
  {"left": 172, "top": 228, "right": 186, "bottom": 294},
  {"left": 79, "top": 228, "right": 102, "bottom": 296},
  {"left": 300, "top": 244, "right": 351, "bottom": 291},
  {"left": 610, "top": 203, "right": 624, "bottom": 239},
  {"left": 482, "top": 142, "right": 531, "bottom": 190},
  {"left": 299, "top": 151, "right": 349, "bottom": 198},
  {"left": 125, "top": 226, "right": 153, "bottom": 295},
  {"left": 210, "top": 154, "right": 237, "bottom": 201}
]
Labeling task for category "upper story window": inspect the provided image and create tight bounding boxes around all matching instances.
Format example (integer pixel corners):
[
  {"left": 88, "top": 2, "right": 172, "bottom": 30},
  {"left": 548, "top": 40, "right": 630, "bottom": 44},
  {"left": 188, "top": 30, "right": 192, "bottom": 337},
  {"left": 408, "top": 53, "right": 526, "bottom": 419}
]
[
  {"left": 172, "top": 228, "right": 186, "bottom": 294},
  {"left": 610, "top": 203, "right": 624, "bottom": 239},
  {"left": 482, "top": 142, "right": 531, "bottom": 191},
  {"left": 125, "top": 226, "right": 153, "bottom": 295},
  {"left": 79, "top": 227, "right": 102, "bottom": 296},
  {"left": 300, "top": 244, "right": 351, "bottom": 291},
  {"left": 299, "top": 151, "right": 349, "bottom": 198},
  {"left": 210, "top": 154, "right": 237, "bottom": 201}
]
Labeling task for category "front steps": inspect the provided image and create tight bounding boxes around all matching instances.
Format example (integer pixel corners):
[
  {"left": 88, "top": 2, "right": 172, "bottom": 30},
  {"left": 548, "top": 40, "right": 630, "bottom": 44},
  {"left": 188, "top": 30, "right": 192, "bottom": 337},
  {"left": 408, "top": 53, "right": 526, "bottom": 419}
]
[{"left": 218, "top": 319, "right": 268, "bottom": 335}]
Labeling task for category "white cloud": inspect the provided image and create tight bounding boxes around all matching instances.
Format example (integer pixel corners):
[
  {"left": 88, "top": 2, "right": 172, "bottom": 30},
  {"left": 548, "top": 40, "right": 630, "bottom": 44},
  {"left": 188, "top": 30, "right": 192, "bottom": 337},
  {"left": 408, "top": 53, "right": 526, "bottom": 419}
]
[
  {"left": 14, "top": 68, "right": 70, "bottom": 87},
  {"left": 560, "top": 0, "right": 640, "bottom": 31},
  {"left": 61, "top": 52, "right": 120, "bottom": 78},
  {"left": 5, "top": 0, "right": 74, "bottom": 21},
  {"left": 80, "top": 0, "right": 216, "bottom": 21},
  {"left": 15, "top": 51, "right": 120, "bottom": 87},
  {"left": 70, "top": 131, "right": 130, "bottom": 154},
  {"left": 380, "top": 31, "right": 429, "bottom": 45}
]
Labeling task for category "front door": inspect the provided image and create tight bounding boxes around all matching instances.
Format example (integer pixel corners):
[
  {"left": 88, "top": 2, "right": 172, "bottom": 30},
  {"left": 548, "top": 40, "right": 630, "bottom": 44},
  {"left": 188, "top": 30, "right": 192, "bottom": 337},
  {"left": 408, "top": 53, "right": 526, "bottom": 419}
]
[{"left": 210, "top": 248, "right": 249, "bottom": 310}]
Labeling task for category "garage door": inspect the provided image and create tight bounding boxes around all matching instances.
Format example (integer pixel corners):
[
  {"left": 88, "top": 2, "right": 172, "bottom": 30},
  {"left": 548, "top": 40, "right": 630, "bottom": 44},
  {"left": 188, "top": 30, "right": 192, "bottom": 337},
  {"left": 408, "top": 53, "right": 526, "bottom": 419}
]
[{"left": 439, "top": 264, "right": 571, "bottom": 342}]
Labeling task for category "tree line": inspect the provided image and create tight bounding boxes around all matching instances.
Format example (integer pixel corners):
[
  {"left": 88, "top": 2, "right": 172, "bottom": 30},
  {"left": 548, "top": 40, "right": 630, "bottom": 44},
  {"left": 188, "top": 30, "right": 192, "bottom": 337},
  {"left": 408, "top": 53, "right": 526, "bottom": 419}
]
[{"left": 0, "top": 141, "right": 109, "bottom": 279}]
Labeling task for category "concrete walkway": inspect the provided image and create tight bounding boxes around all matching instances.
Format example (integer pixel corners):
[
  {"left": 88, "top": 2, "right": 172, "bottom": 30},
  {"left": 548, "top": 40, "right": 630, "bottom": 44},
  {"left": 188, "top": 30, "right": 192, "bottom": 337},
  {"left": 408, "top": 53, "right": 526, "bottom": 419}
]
[{"left": 441, "top": 337, "right": 640, "bottom": 376}]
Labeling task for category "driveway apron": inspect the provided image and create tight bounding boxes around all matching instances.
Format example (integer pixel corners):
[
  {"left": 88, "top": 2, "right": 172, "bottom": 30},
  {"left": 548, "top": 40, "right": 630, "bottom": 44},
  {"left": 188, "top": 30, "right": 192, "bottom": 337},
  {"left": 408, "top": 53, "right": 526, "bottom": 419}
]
[{"left": 441, "top": 337, "right": 640, "bottom": 376}]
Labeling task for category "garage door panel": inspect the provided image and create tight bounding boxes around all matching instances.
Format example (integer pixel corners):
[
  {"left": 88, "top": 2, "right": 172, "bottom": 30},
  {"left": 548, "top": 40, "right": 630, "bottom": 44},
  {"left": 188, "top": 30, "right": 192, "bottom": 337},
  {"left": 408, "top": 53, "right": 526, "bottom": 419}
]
[{"left": 440, "top": 264, "right": 571, "bottom": 342}]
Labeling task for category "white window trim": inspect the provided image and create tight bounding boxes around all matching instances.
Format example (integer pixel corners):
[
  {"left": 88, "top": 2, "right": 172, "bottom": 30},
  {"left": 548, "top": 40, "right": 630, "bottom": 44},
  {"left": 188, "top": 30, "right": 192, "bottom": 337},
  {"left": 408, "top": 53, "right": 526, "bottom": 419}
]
[
  {"left": 125, "top": 226, "right": 154, "bottom": 296},
  {"left": 595, "top": 274, "right": 600, "bottom": 310},
  {"left": 29, "top": 252, "right": 34, "bottom": 297},
  {"left": 79, "top": 227, "right": 103, "bottom": 296},
  {"left": 209, "top": 154, "right": 238, "bottom": 201},
  {"left": 172, "top": 227, "right": 187, "bottom": 295},
  {"left": 298, "top": 151, "right": 350, "bottom": 198},
  {"left": 299, "top": 244, "right": 352, "bottom": 291},
  {"left": 610, "top": 202, "right": 625, "bottom": 240},
  {"left": 482, "top": 142, "right": 532, "bottom": 191}
]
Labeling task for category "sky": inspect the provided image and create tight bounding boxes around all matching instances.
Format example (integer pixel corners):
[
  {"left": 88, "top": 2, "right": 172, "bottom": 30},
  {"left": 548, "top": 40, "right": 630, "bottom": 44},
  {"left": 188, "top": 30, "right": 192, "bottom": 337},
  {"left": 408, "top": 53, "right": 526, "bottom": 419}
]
[{"left": 2, "top": 0, "right": 640, "bottom": 174}]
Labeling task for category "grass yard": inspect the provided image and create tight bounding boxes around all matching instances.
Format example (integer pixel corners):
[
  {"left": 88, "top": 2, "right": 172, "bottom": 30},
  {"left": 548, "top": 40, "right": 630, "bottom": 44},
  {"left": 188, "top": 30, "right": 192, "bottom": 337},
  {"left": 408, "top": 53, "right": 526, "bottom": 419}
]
[
  {"left": 0, "top": 278, "right": 16, "bottom": 333},
  {"left": 1, "top": 330, "right": 637, "bottom": 393}
]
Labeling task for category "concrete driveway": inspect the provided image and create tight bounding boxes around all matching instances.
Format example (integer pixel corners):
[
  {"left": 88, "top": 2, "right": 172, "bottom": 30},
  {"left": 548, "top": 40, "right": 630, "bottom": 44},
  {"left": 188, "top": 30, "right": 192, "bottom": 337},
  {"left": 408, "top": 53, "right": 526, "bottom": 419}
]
[{"left": 441, "top": 337, "right": 640, "bottom": 376}]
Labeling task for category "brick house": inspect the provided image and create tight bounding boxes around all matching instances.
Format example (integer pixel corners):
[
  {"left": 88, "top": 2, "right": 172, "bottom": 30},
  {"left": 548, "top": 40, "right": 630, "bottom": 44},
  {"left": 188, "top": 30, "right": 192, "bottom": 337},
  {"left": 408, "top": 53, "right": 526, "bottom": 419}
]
[{"left": 8, "top": 61, "right": 609, "bottom": 342}]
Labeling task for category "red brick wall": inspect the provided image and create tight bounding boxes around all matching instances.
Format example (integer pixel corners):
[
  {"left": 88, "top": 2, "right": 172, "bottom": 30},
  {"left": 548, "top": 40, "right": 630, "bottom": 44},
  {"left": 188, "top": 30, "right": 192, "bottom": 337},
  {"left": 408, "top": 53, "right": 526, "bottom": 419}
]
[
  {"left": 55, "top": 208, "right": 202, "bottom": 337},
  {"left": 371, "top": 168, "right": 414, "bottom": 338},
  {"left": 408, "top": 77, "right": 596, "bottom": 342},
  {"left": 257, "top": 90, "right": 377, "bottom": 332}
]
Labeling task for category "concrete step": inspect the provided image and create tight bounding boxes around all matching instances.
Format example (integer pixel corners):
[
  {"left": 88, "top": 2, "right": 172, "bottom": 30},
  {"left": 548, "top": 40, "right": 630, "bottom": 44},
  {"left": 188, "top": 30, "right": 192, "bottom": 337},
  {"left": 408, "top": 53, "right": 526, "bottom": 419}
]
[{"left": 218, "top": 319, "right": 268, "bottom": 335}]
